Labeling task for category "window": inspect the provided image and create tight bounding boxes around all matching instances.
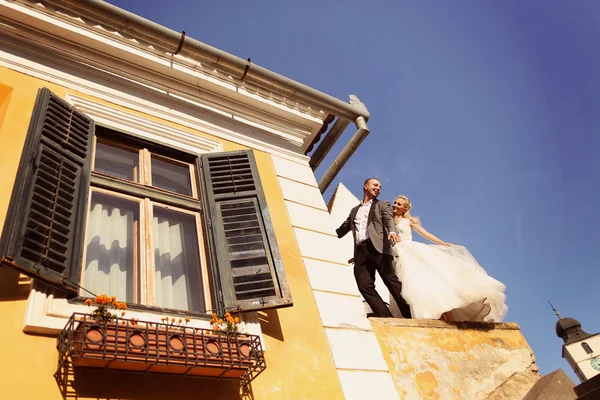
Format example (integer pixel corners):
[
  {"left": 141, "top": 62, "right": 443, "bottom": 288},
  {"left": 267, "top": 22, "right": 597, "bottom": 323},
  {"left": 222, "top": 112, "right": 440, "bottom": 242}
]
[
  {"left": 582, "top": 342, "right": 593, "bottom": 355},
  {"left": 82, "top": 132, "right": 209, "bottom": 312},
  {"left": 0, "top": 87, "right": 292, "bottom": 316}
]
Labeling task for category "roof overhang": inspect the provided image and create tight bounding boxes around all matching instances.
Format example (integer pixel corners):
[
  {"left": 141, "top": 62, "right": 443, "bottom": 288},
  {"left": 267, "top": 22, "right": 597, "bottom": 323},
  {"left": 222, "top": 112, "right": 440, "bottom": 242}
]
[{"left": 0, "top": 0, "right": 369, "bottom": 166}]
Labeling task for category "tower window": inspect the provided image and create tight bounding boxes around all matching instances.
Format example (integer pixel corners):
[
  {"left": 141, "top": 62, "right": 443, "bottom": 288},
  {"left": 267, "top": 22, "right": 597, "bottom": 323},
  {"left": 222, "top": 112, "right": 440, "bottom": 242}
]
[{"left": 582, "top": 342, "right": 593, "bottom": 354}]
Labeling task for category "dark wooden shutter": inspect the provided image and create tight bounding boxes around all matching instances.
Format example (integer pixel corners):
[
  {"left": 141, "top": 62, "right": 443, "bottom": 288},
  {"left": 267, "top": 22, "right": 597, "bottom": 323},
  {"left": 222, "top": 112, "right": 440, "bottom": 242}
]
[
  {"left": 201, "top": 150, "right": 292, "bottom": 312},
  {"left": 0, "top": 88, "right": 94, "bottom": 293}
]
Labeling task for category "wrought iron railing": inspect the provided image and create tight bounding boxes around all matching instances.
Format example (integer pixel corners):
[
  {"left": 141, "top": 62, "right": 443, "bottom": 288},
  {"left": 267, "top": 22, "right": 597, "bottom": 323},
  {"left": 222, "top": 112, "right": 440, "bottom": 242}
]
[{"left": 55, "top": 313, "right": 266, "bottom": 398}]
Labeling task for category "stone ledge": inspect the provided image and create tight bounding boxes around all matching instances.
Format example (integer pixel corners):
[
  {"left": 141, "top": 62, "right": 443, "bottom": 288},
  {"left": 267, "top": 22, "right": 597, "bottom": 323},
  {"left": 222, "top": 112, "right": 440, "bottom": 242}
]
[
  {"left": 370, "top": 317, "right": 520, "bottom": 331},
  {"left": 370, "top": 317, "right": 539, "bottom": 400}
]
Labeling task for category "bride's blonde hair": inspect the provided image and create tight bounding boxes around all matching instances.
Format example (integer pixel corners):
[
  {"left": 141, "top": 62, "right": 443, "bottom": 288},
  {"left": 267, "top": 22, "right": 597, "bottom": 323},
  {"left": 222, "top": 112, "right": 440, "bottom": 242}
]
[{"left": 394, "top": 195, "right": 421, "bottom": 225}]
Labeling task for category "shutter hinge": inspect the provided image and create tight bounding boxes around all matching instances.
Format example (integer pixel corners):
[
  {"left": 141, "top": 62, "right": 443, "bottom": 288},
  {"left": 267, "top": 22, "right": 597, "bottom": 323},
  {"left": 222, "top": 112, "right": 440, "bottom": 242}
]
[
  {"left": 217, "top": 290, "right": 223, "bottom": 305},
  {"left": 208, "top": 217, "right": 212, "bottom": 229}
]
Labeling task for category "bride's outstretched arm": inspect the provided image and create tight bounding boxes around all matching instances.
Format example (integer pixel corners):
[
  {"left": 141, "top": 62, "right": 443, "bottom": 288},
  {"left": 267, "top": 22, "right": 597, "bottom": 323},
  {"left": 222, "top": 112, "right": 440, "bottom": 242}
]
[{"left": 411, "top": 222, "right": 451, "bottom": 246}]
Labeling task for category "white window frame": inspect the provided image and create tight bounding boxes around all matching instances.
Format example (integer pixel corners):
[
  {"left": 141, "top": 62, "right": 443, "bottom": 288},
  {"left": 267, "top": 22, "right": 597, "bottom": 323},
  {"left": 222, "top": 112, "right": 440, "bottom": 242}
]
[{"left": 84, "top": 136, "right": 211, "bottom": 311}]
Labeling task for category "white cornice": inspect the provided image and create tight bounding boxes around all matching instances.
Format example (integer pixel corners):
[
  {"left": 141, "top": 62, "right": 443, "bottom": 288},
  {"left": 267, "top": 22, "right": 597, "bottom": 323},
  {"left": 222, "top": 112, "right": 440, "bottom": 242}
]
[
  {"left": 65, "top": 94, "right": 224, "bottom": 155},
  {"left": 0, "top": 25, "right": 315, "bottom": 162},
  {"left": 2, "top": 0, "right": 326, "bottom": 122},
  {"left": 0, "top": 43, "right": 310, "bottom": 162},
  {"left": 0, "top": 0, "right": 325, "bottom": 156}
]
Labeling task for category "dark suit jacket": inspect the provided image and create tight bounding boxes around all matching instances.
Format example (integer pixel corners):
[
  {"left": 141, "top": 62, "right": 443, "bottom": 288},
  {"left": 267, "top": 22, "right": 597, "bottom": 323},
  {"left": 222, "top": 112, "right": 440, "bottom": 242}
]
[{"left": 336, "top": 198, "right": 396, "bottom": 257}]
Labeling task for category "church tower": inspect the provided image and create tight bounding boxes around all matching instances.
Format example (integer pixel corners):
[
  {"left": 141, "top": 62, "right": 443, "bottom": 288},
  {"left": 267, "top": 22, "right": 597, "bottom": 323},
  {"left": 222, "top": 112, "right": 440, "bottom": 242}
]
[{"left": 551, "top": 303, "right": 600, "bottom": 383}]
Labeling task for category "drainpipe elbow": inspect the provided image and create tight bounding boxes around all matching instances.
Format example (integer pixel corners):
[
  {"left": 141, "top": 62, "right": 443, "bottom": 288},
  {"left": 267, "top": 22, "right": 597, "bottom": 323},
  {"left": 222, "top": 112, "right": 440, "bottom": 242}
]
[{"left": 318, "top": 117, "right": 371, "bottom": 194}]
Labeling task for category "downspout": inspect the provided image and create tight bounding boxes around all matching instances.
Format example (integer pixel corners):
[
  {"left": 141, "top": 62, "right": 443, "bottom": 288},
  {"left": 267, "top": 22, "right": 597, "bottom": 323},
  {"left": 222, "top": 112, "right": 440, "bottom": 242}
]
[
  {"left": 309, "top": 117, "right": 350, "bottom": 171},
  {"left": 318, "top": 116, "right": 369, "bottom": 194},
  {"left": 26, "top": 0, "right": 370, "bottom": 122}
]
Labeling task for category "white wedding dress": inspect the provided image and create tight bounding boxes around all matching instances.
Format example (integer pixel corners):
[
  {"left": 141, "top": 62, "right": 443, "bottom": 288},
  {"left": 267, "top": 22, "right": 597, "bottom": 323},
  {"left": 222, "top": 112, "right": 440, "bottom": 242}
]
[{"left": 390, "top": 218, "right": 508, "bottom": 321}]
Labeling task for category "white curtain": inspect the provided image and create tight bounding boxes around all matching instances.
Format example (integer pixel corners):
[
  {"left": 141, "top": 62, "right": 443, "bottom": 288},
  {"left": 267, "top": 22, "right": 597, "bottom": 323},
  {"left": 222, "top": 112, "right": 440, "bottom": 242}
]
[
  {"left": 153, "top": 208, "right": 202, "bottom": 312},
  {"left": 83, "top": 194, "right": 136, "bottom": 302}
]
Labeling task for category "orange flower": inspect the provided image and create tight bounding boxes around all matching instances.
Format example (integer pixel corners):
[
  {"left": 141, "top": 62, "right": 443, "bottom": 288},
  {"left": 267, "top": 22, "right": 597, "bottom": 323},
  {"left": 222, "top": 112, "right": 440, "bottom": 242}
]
[
  {"left": 96, "top": 294, "right": 110, "bottom": 305},
  {"left": 185, "top": 318, "right": 190, "bottom": 323},
  {"left": 178, "top": 318, "right": 183, "bottom": 324},
  {"left": 224, "top": 312, "right": 231, "bottom": 318},
  {"left": 234, "top": 317, "right": 240, "bottom": 324},
  {"left": 121, "top": 311, "right": 126, "bottom": 317},
  {"left": 117, "top": 302, "right": 127, "bottom": 310},
  {"left": 171, "top": 318, "right": 176, "bottom": 323},
  {"left": 85, "top": 299, "right": 92, "bottom": 306},
  {"left": 130, "top": 318, "right": 138, "bottom": 326},
  {"left": 211, "top": 313, "right": 217, "bottom": 319},
  {"left": 111, "top": 296, "right": 117, "bottom": 302}
]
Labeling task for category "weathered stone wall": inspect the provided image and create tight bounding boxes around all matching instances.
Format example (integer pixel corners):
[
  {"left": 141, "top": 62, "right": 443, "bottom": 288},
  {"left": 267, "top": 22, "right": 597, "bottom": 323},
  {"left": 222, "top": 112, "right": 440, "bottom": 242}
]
[{"left": 370, "top": 318, "right": 541, "bottom": 400}]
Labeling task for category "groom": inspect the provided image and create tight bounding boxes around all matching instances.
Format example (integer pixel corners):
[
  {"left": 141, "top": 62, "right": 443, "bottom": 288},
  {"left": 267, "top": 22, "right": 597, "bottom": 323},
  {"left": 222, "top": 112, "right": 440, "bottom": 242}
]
[{"left": 336, "top": 178, "right": 412, "bottom": 318}]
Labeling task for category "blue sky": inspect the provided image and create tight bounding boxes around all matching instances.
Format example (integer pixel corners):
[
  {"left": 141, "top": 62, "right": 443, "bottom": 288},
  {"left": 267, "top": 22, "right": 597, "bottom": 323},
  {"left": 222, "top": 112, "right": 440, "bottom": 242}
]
[{"left": 110, "top": 0, "right": 600, "bottom": 381}]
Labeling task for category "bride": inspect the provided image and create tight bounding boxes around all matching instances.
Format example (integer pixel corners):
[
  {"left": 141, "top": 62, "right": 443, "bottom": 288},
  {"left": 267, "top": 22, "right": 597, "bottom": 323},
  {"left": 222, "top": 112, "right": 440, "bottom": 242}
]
[{"left": 389, "top": 195, "right": 508, "bottom": 322}]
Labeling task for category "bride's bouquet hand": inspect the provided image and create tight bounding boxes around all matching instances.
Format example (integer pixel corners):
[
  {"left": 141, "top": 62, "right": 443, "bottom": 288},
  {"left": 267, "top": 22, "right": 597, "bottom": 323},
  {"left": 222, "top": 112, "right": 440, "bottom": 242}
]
[{"left": 388, "top": 232, "right": 400, "bottom": 244}]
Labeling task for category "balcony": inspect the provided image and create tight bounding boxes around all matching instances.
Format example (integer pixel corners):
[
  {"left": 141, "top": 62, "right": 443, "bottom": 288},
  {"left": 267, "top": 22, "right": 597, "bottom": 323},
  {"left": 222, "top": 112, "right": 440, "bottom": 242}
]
[{"left": 55, "top": 313, "right": 266, "bottom": 398}]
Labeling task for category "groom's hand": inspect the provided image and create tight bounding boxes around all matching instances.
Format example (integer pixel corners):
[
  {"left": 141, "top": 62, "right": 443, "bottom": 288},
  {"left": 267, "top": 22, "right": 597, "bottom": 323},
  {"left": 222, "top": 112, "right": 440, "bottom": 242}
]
[{"left": 388, "top": 232, "right": 400, "bottom": 244}]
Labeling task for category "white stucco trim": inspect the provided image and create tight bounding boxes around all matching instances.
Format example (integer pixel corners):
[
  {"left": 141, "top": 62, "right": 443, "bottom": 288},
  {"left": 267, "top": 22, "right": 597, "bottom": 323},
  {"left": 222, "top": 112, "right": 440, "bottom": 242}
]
[
  {"left": 269, "top": 155, "right": 400, "bottom": 399},
  {"left": 0, "top": 0, "right": 325, "bottom": 162},
  {"left": 65, "top": 94, "right": 223, "bottom": 155},
  {"left": 23, "top": 284, "right": 262, "bottom": 339},
  {"left": 0, "top": 40, "right": 312, "bottom": 163},
  {"left": 337, "top": 370, "right": 400, "bottom": 400},
  {"left": 0, "top": 0, "right": 326, "bottom": 123}
]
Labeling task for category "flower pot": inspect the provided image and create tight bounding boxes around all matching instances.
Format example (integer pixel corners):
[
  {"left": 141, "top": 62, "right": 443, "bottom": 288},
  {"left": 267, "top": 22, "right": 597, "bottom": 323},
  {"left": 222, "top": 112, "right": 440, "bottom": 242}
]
[{"left": 61, "top": 313, "right": 265, "bottom": 381}]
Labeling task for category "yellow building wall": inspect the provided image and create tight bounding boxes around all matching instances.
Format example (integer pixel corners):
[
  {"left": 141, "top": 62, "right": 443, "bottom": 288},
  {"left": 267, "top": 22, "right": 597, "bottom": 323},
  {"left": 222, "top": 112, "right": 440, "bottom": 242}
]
[
  {"left": 370, "top": 318, "right": 540, "bottom": 400},
  {"left": 0, "top": 67, "right": 344, "bottom": 400}
]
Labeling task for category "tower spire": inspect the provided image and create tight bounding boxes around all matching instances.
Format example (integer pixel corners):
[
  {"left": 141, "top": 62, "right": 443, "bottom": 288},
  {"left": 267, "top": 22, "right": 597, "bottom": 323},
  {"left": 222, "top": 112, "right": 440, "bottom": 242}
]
[{"left": 548, "top": 301, "right": 562, "bottom": 320}]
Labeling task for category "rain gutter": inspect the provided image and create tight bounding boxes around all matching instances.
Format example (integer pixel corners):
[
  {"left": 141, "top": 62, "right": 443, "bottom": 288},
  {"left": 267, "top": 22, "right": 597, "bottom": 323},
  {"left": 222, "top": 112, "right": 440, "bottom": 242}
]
[{"left": 23, "top": 0, "right": 371, "bottom": 193}]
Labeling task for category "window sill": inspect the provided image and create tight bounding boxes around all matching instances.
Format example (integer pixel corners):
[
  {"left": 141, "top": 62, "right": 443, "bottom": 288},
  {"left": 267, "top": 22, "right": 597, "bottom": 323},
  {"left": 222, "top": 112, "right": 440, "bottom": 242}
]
[
  {"left": 68, "top": 297, "right": 217, "bottom": 321},
  {"left": 23, "top": 283, "right": 263, "bottom": 340}
]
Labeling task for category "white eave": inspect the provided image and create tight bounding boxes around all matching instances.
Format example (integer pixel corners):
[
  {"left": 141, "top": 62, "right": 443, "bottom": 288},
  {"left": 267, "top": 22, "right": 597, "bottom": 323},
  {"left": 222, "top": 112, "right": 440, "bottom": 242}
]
[{"left": 0, "top": 0, "right": 343, "bottom": 155}]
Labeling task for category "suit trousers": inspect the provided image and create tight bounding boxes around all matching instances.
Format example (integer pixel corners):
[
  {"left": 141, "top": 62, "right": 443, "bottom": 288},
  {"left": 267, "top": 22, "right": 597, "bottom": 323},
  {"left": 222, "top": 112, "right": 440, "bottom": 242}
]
[{"left": 354, "top": 240, "right": 412, "bottom": 318}]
